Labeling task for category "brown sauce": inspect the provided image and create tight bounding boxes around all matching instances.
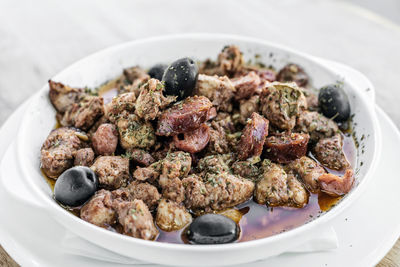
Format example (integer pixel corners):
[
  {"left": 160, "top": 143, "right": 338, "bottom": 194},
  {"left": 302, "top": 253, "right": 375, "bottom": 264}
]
[
  {"left": 42, "top": 77, "right": 357, "bottom": 244},
  {"left": 156, "top": 133, "right": 355, "bottom": 244}
]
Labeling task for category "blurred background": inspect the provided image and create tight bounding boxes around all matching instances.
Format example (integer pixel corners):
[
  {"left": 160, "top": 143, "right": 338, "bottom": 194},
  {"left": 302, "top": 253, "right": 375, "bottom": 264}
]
[
  {"left": 0, "top": 0, "right": 399, "bottom": 127},
  {"left": 0, "top": 0, "right": 399, "bottom": 265}
]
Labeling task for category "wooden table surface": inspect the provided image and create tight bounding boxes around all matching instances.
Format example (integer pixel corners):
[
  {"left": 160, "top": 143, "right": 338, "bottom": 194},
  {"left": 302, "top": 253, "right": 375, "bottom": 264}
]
[{"left": 0, "top": 0, "right": 399, "bottom": 266}]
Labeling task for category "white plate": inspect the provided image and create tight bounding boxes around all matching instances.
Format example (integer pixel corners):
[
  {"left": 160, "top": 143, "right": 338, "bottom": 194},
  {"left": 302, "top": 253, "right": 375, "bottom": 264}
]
[
  {"left": 0, "top": 53, "right": 393, "bottom": 266},
  {"left": 13, "top": 35, "right": 382, "bottom": 266},
  {"left": 1, "top": 101, "right": 399, "bottom": 267}
]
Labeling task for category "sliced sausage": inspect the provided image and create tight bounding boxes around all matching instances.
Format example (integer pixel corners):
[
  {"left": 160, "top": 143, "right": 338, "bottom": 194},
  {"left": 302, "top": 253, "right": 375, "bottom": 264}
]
[
  {"left": 237, "top": 112, "right": 269, "bottom": 160},
  {"left": 319, "top": 169, "right": 355, "bottom": 196},
  {"left": 156, "top": 96, "right": 212, "bottom": 136},
  {"left": 264, "top": 132, "right": 309, "bottom": 163},
  {"left": 173, "top": 123, "right": 210, "bottom": 153}
]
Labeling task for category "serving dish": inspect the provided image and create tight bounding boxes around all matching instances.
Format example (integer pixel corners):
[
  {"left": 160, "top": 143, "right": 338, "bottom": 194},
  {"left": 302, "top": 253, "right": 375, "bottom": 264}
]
[{"left": 15, "top": 34, "right": 381, "bottom": 266}]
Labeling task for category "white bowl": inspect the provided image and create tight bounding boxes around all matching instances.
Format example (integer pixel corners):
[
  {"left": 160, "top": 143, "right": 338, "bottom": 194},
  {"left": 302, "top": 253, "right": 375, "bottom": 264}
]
[{"left": 16, "top": 34, "right": 381, "bottom": 266}]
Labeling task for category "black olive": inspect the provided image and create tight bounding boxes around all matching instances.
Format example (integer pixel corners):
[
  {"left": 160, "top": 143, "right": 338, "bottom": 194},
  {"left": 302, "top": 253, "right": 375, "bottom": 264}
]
[
  {"left": 319, "top": 84, "right": 351, "bottom": 122},
  {"left": 54, "top": 166, "right": 98, "bottom": 207},
  {"left": 148, "top": 64, "right": 168, "bottom": 81},
  {"left": 187, "top": 214, "right": 239, "bottom": 244},
  {"left": 162, "top": 57, "right": 199, "bottom": 100}
]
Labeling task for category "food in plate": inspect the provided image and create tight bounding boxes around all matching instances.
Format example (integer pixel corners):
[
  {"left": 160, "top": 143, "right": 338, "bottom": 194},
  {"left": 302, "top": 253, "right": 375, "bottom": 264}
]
[{"left": 40, "top": 45, "right": 356, "bottom": 244}]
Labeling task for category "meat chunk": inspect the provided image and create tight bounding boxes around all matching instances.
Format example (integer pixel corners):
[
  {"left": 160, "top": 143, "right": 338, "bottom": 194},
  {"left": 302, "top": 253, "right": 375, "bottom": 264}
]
[
  {"left": 133, "top": 151, "right": 191, "bottom": 202},
  {"left": 231, "top": 71, "right": 261, "bottom": 100},
  {"left": 300, "top": 87, "right": 318, "bottom": 111},
  {"left": 133, "top": 165, "right": 160, "bottom": 183},
  {"left": 48, "top": 80, "right": 84, "bottom": 113},
  {"left": 74, "top": 148, "right": 95, "bottom": 166},
  {"left": 231, "top": 161, "right": 260, "bottom": 181},
  {"left": 123, "top": 66, "right": 150, "bottom": 97},
  {"left": 197, "top": 154, "right": 233, "bottom": 174},
  {"left": 161, "top": 177, "right": 185, "bottom": 204},
  {"left": 80, "top": 189, "right": 116, "bottom": 227},
  {"left": 126, "top": 181, "right": 161, "bottom": 210},
  {"left": 156, "top": 199, "right": 192, "bottom": 231},
  {"left": 158, "top": 152, "right": 192, "bottom": 203},
  {"left": 91, "top": 156, "right": 130, "bottom": 189},
  {"left": 260, "top": 82, "right": 307, "bottom": 130},
  {"left": 135, "top": 79, "right": 176, "bottom": 121},
  {"left": 159, "top": 152, "right": 192, "bottom": 180},
  {"left": 104, "top": 92, "right": 136, "bottom": 122},
  {"left": 217, "top": 45, "right": 244, "bottom": 76},
  {"left": 194, "top": 74, "right": 235, "bottom": 112},
  {"left": 182, "top": 172, "right": 254, "bottom": 211},
  {"left": 213, "top": 112, "right": 236, "bottom": 133},
  {"left": 237, "top": 112, "right": 269, "bottom": 160},
  {"left": 239, "top": 95, "right": 260, "bottom": 124},
  {"left": 235, "top": 66, "right": 277, "bottom": 83},
  {"left": 60, "top": 95, "right": 104, "bottom": 131},
  {"left": 41, "top": 127, "right": 83, "bottom": 178},
  {"left": 207, "top": 121, "right": 230, "bottom": 154},
  {"left": 111, "top": 188, "right": 131, "bottom": 203},
  {"left": 277, "top": 63, "right": 309, "bottom": 87},
  {"left": 314, "top": 134, "right": 350, "bottom": 171},
  {"left": 116, "top": 113, "right": 156, "bottom": 150},
  {"left": 287, "top": 173, "right": 309, "bottom": 207},
  {"left": 91, "top": 123, "right": 118, "bottom": 156},
  {"left": 124, "top": 66, "right": 148, "bottom": 83},
  {"left": 113, "top": 200, "right": 158, "bottom": 240},
  {"left": 264, "top": 132, "right": 309, "bottom": 163},
  {"left": 127, "top": 148, "right": 155, "bottom": 166},
  {"left": 156, "top": 96, "right": 212, "bottom": 136},
  {"left": 286, "top": 156, "right": 326, "bottom": 193},
  {"left": 207, "top": 107, "right": 217, "bottom": 120},
  {"left": 87, "top": 115, "right": 109, "bottom": 138},
  {"left": 254, "top": 161, "right": 308, "bottom": 207},
  {"left": 173, "top": 123, "right": 210, "bottom": 153},
  {"left": 257, "top": 68, "right": 277, "bottom": 83},
  {"left": 318, "top": 169, "right": 355, "bottom": 196},
  {"left": 295, "top": 111, "right": 339, "bottom": 142}
]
